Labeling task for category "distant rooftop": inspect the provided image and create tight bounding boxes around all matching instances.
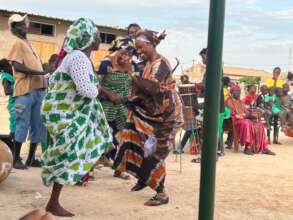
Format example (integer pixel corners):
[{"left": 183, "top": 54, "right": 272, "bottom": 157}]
[
  {"left": 183, "top": 64, "right": 276, "bottom": 83},
  {"left": 0, "top": 8, "right": 128, "bottom": 33}
]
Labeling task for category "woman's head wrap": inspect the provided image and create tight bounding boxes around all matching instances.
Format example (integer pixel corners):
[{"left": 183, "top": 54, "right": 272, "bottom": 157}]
[
  {"left": 230, "top": 83, "right": 240, "bottom": 94},
  {"left": 135, "top": 30, "right": 158, "bottom": 46},
  {"left": 108, "top": 37, "right": 135, "bottom": 54},
  {"left": 64, "top": 18, "right": 100, "bottom": 53}
]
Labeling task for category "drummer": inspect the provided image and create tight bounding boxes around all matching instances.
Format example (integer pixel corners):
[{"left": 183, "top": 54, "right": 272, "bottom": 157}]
[
  {"left": 193, "top": 48, "right": 226, "bottom": 160},
  {"left": 180, "top": 74, "right": 191, "bottom": 84},
  {"left": 175, "top": 75, "right": 198, "bottom": 154}
]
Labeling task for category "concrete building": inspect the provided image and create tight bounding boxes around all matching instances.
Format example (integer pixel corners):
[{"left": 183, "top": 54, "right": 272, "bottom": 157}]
[{"left": 0, "top": 9, "right": 128, "bottom": 67}]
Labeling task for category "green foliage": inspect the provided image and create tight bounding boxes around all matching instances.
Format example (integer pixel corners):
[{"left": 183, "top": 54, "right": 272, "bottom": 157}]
[{"left": 239, "top": 76, "right": 261, "bottom": 85}]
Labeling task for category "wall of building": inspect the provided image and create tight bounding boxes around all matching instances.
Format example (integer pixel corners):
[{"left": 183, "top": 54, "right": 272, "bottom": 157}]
[{"left": 0, "top": 13, "right": 126, "bottom": 67}]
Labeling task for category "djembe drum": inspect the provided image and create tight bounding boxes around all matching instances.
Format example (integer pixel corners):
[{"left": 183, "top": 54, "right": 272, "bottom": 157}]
[
  {"left": 247, "top": 108, "right": 263, "bottom": 122},
  {"left": 178, "top": 84, "right": 199, "bottom": 130},
  {"left": 178, "top": 84, "right": 197, "bottom": 94},
  {"left": 182, "top": 106, "right": 197, "bottom": 130},
  {"left": 178, "top": 84, "right": 198, "bottom": 107},
  {"left": 0, "top": 140, "right": 13, "bottom": 184}
]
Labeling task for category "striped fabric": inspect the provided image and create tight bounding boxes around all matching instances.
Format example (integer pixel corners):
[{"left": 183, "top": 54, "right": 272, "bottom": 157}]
[{"left": 114, "top": 55, "right": 183, "bottom": 192}]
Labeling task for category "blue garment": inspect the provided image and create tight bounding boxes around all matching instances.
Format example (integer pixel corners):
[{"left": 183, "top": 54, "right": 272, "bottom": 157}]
[{"left": 15, "top": 90, "right": 46, "bottom": 143}]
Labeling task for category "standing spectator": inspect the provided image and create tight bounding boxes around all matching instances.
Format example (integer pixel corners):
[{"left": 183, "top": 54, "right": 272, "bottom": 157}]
[
  {"left": 7, "top": 14, "right": 46, "bottom": 169},
  {"left": 281, "top": 84, "right": 293, "bottom": 130},
  {"left": 266, "top": 67, "right": 284, "bottom": 92},
  {"left": 287, "top": 71, "right": 293, "bottom": 99}
]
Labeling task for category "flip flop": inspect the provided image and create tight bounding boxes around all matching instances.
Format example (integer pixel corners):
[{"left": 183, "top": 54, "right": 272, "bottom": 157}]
[
  {"left": 191, "top": 158, "right": 201, "bottom": 163},
  {"left": 113, "top": 171, "right": 130, "bottom": 180}
]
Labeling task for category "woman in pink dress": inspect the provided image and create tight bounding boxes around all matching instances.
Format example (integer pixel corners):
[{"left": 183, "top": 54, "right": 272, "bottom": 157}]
[{"left": 226, "top": 84, "right": 275, "bottom": 155}]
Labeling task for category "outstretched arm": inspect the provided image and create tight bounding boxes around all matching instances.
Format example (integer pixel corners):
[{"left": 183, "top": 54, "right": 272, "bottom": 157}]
[{"left": 12, "top": 61, "right": 47, "bottom": 75}]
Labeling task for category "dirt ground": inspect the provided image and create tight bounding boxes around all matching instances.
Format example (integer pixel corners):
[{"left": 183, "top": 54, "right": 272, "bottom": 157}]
[{"left": 1, "top": 96, "right": 293, "bottom": 220}]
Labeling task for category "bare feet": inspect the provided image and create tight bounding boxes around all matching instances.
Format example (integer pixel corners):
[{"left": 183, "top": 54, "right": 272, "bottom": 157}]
[
  {"left": 273, "top": 140, "right": 282, "bottom": 145},
  {"left": 262, "top": 149, "right": 276, "bottom": 156},
  {"left": 244, "top": 148, "right": 254, "bottom": 155},
  {"left": 46, "top": 202, "right": 75, "bottom": 217}
]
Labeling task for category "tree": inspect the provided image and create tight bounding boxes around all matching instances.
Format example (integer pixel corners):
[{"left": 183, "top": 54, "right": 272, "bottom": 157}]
[{"left": 239, "top": 76, "right": 261, "bottom": 85}]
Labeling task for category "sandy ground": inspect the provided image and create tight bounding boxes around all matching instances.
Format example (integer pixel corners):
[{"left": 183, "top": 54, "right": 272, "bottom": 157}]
[{"left": 1, "top": 96, "right": 293, "bottom": 220}]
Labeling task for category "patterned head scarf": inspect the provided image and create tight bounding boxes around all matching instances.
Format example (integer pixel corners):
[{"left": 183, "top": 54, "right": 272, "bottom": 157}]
[
  {"left": 64, "top": 18, "right": 100, "bottom": 53},
  {"left": 230, "top": 83, "right": 240, "bottom": 94},
  {"left": 108, "top": 37, "right": 135, "bottom": 54}
]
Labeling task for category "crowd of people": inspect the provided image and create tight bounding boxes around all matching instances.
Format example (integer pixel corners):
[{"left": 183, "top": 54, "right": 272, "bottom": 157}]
[
  {"left": 0, "top": 14, "right": 179, "bottom": 218},
  {"left": 179, "top": 65, "right": 293, "bottom": 158},
  {"left": 0, "top": 13, "right": 292, "bottom": 219}
]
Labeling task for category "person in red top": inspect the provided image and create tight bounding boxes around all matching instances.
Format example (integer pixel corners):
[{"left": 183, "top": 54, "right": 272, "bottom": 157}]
[{"left": 243, "top": 84, "right": 257, "bottom": 107}]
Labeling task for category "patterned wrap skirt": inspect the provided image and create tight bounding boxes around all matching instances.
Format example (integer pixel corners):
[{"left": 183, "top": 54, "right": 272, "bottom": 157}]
[{"left": 41, "top": 71, "right": 112, "bottom": 186}]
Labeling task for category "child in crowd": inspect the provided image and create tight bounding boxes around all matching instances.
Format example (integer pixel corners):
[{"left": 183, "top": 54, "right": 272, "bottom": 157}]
[
  {"left": 256, "top": 85, "right": 272, "bottom": 130},
  {"left": 0, "top": 59, "right": 15, "bottom": 137},
  {"left": 265, "top": 88, "right": 281, "bottom": 144},
  {"left": 281, "top": 84, "right": 293, "bottom": 130}
]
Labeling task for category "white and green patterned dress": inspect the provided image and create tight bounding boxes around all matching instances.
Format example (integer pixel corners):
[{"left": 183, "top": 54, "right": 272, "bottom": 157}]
[{"left": 41, "top": 50, "right": 112, "bottom": 186}]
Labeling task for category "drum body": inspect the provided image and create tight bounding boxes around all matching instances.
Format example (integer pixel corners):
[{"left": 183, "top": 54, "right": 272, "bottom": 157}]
[
  {"left": 178, "top": 84, "right": 197, "bottom": 94},
  {"left": 180, "top": 94, "right": 198, "bottom": 106},
  {"left": 178, "top": 84, "right": 199, "bottom": 107},
  {"left": 247, "top": 108, "right": 262, "bottom": 122},
  {"left": 0, "top": 140, "right": 13, "bottom": 184},
  {"left": 183, "top": 106, "right": 197, "bottom": 130}
]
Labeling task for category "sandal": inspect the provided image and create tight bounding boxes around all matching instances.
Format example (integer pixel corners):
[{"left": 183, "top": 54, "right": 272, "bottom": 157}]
[
  {"left": 273, "top": 140, "right": 282, "bottom": 145},
  {"left": 88, "top": 171, "right": 95, "bottom": 181},
  {"left": 262, "top": 149, "right": 276, "bottom": 156},
  {"left": 144, "top": 194, "right": 169, "bottom": 206},
  {"left": 191, "top": 158, "right": 201, "bottom": 163},
  {"left": 30, "top": 159, "right": 42, "bottom": 168},
  {"left": 113, "top": 171, "right": 130, "bottom": 180},
  {"left": 76, "top": 173, "right": 90, "bottom": 186},
  {"left": 131, "top": 181, "right": 147, "bottom": 192},
  {"left": 244, "top": 148, "right": 254, "bottom": 155}
]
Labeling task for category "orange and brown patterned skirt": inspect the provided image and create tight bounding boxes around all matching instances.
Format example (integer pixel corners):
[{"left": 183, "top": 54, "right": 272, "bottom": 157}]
[{"left": 114, "top": 98, "right": 180, "bottom": 192}]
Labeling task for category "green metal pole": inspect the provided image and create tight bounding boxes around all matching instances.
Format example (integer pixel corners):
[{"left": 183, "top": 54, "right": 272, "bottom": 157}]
[{"left": 198, "top": 0, "right": 226, "bottom": 220}]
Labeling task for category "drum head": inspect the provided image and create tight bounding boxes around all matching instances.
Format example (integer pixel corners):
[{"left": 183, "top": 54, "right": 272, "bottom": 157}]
[
  {"left": 179, "top": 84, "right": 195, "bottom": 87},
  {"left": 0, "top": 140, "right": 13, "bottom": 184}
]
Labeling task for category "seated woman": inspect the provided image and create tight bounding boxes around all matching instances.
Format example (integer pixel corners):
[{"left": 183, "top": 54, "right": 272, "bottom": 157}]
[{"left": 226, "top": 84, "right": 275, "bottom": 155}]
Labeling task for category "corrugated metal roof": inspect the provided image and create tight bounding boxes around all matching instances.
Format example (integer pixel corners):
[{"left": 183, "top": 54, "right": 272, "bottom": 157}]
[{"left": 0, "top": 8, "right": 127, "bottom": 32}]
